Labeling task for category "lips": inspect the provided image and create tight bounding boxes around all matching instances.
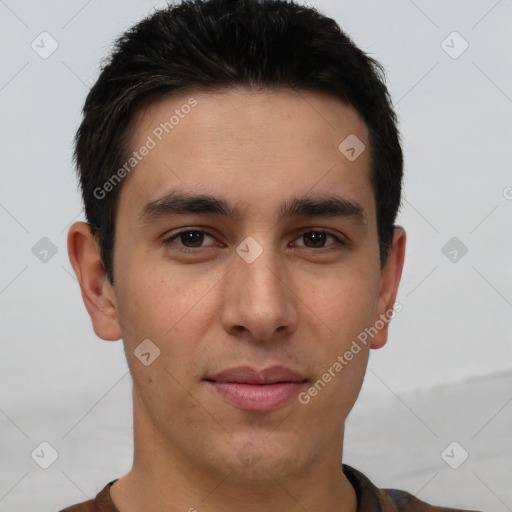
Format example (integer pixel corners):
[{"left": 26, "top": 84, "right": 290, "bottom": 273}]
[
  {"left": 205, "top": 365, "right": 307, "bottom": 412},
  {"left": 206, "top": 365, "right": 306, "bottom": 384}
]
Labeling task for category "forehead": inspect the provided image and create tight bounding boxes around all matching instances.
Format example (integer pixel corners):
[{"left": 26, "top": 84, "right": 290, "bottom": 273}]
[{"left": 119, "top": 87, "right": 374, "bottom": 224}]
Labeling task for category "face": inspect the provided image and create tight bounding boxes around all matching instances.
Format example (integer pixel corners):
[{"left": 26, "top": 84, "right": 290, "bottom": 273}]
[{"left": 72, "top": 88, "right": 404, "bottom": 483}]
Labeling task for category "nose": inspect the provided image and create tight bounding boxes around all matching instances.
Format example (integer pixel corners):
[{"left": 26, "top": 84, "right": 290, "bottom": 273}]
[{"left": 219, "top": 240, "right": 298, "bottom": 343}]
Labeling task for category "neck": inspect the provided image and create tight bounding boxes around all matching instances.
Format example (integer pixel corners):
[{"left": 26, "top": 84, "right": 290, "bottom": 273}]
[{"left": 110, "top": 389, "right": 357, "bottom": 512}]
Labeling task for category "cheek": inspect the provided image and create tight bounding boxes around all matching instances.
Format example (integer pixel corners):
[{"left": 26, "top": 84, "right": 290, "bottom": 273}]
[
  {"left": 295, "top": 265, "right": 379, "bottom": 342},
  {"left": 292, "top": 265, "right": 377, "bottom": 411},
  {"left": 116, "top": 269, "right": 207, "bottom": 411},
  {"left": 115, "top": 263, "right": 202, "bottom": 338},
  {"left": 114, "top": 263, "right": 224, "bottom": 385}
]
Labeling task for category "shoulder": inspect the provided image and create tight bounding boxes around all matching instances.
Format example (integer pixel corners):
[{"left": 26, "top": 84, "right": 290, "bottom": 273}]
[
  {"left": 59, "top": 501, "right": 96, "bottom": 512},
  {"left": 343, "top": 464, "right": 481, "bottom": 512},
  {"left": 58, "top": 479, "right": 119, "bottom": 512},
  {"left": 383, "top": 487, "right": 481, "bottom": 511}
]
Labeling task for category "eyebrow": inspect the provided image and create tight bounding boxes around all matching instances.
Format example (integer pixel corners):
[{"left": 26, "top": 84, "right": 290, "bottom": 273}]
[{"left": 139, "top": 191, "right": 367, "bottom": 227}]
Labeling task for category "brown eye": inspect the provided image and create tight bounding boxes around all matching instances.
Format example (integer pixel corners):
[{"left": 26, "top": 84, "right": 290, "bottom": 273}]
[
  {"left": 163, "top": 230, "right": 217, "bottom": 250},
  {"left": 294, "top": 231, "right": 343, "bottom": 249},
  {"left": 179, "top": 231, "right": 205, "bottom": 247},
  {"left": 303, "top": 232, "right": 327, "bottom": 248}
]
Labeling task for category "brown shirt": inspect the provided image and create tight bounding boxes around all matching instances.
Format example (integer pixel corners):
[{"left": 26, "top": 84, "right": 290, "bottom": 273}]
[{"left": 58, "top": 464, "right": 480, "bottom": 512}]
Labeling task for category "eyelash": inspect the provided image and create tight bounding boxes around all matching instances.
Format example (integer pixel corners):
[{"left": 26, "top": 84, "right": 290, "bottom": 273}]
[{"left": 162, "top": 229, "right": 346, "bottom": 253}]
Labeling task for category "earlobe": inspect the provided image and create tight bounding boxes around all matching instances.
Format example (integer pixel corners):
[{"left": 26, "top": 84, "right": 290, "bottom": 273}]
[
  {"left": 67, "top": 222, "right": 122, "bottom": 341},
  {"left": 370, "top": 226, "right": 406, "bottom": 350}
]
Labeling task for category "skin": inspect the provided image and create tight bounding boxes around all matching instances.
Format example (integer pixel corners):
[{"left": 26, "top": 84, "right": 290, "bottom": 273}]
[{"left": 68, "top": 87, "right": 406, "bottom": 512}]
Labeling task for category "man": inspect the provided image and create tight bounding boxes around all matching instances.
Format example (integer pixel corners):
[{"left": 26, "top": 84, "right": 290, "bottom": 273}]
[{"left": 61, "top": 0, "right": 479, "bottom": 510}]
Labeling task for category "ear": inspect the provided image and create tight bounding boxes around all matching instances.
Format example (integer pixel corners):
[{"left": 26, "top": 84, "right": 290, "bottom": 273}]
[
  {"left": 67, "top": 221, "right": 122, "bottom": 341},
  {"left": 370, "top": 226, "right": 406, "bottom": 349}
]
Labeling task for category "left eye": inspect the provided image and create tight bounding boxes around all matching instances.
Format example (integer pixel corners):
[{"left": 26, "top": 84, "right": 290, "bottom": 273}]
[{"left": 292, "top": 231, "right": 342, "bottom": 249}]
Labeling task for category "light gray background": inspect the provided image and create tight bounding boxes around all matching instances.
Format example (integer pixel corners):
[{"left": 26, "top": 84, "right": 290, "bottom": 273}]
[{"left": 1, "top": 0, "right": 511, "bottom": 511}]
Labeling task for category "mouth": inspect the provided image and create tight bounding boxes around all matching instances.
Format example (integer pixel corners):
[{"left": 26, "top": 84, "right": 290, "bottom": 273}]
[{"left": 204, "top": 365, "right": 308, "bottom": 412}]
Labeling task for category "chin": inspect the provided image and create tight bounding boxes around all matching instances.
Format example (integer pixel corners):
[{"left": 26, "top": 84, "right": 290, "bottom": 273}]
[{"left": 215, "top": 437, "right": 308, "bottom": 482}]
